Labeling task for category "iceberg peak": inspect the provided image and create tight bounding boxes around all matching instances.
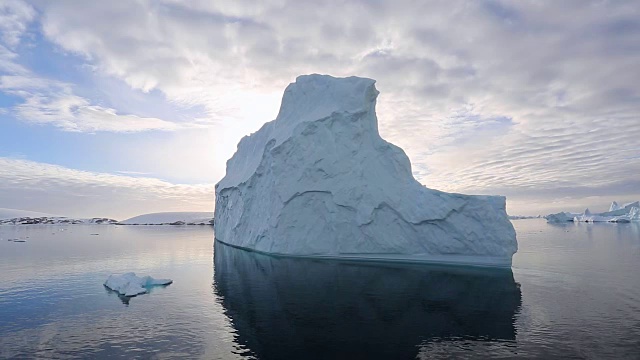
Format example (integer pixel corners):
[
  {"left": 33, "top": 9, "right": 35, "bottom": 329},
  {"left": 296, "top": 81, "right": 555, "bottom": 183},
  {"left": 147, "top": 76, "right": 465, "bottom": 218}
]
[
  {"left": 276, "top": 74, "right": 379, "bottom": 129},
  {"left": 609, "top": 201, "right": 621, "bottom": 212}
]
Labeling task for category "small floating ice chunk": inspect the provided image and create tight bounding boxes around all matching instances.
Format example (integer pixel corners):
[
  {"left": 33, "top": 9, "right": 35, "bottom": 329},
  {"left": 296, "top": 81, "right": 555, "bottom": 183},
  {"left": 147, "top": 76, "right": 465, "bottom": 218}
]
[{"left": 104, "top": 272, "right": 173, "bottom": 297}]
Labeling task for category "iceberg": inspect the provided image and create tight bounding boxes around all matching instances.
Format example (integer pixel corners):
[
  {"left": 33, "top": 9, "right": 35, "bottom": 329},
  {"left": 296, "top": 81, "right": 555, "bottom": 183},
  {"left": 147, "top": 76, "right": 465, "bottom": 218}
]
[
  {"left": 609, "top": 201, "right": 640, "bottom": 212},
  {"left": 546, "top": 201, "right": 640, "bottom": 223},
  {"left": 544, "top": 212, "right": 578, "bottom": 223},
  {"left": 595, "top": 201, "right": 640, "bottom": 217},
  {"left": 214, "top": 74, "right": 517, "bottom": 268},
  {"left": 609, "top": 201, "right": 622, "bottom": 212},
  {"left": 103, "top": 273, "right": 172, "bottom": 297},
  {"left": 574, "top": 208, "right": 633, "bottom": 223}
]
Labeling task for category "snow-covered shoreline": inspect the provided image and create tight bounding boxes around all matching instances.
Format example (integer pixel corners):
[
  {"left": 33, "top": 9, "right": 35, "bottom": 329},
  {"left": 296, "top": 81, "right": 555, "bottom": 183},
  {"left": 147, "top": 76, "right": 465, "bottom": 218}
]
[
  {"left": 0, "top": 217, "right": 118, "bottom": 225},
  {"left": 0, "top": 209, "right": 213, "bottom": 226},
  {"left": 119, "top": 212, "right": 214, "bottom": 225}
]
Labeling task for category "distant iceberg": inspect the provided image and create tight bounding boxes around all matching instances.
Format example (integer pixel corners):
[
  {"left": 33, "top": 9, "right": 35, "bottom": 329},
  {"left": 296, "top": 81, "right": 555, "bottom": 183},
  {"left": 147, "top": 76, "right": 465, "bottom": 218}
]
[
  {"left": 545, "top": 201, "right": 640, "bottom": 223},
  {"left": 609, "top": 201, "right": 622, "bottom": 212},
  {"left": 104, "top": 273, "right": 172, "bottom": 297},
  {"left": 544, "top": 212, "right": 579, "bottom": 223}
]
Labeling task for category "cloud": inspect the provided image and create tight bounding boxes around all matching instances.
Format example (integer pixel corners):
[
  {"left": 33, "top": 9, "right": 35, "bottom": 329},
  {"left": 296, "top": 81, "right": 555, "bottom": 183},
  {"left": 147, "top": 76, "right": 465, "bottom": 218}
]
[
  {"left": 0, "top": 44, "right": 26, "bottom": 73},
  {"left": 0, "top": 157, "right": 215, "bottom": 219},
  {"left": 0, "top": 0, "right": 35, "bottom": 47},
  {"left": 2, "top": 0, "right": 638, "bottom": 214},
  {"left": 0, "top": 0, "right": 32, "bottom": 74},
  {"left": 0, "top": 1, "right": 200, "bottom": 133},
  {"left": 0, "top": 74, "right": 184, "bottom": 132}
]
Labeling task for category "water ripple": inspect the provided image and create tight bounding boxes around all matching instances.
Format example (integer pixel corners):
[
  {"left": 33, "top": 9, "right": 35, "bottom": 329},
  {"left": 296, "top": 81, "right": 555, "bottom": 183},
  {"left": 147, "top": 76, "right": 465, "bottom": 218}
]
[{"left": 1, "top": 222, "right": 639, "bottom": 358}]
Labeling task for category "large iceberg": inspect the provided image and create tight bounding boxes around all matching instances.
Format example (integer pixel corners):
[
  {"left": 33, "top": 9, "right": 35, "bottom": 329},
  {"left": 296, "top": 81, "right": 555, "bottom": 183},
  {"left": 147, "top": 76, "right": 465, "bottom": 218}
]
[
  {"left": 214, "top": 74, "right": 517, "bottom": 268},
  {"left": 573, "top": 207, "right": 636, "bottom": 223}
]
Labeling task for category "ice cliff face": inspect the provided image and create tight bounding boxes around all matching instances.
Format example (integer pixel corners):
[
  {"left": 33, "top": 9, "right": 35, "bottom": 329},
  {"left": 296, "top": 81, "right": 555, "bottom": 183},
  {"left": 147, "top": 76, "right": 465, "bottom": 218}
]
[{"left": 214, "top": 74, "right": 517, "bottom": 267}]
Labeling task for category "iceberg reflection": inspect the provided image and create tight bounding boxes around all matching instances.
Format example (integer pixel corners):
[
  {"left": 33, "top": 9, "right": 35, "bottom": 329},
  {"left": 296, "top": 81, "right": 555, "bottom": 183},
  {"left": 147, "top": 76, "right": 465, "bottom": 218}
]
[{"left": 214, "top": 241, "right": 522, "bottom": 359}]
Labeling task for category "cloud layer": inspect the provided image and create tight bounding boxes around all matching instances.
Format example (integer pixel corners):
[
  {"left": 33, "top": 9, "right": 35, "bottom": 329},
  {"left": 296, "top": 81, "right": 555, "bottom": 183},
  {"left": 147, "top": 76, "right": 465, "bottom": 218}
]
[
  {"left": 0, "top": 157, "right": 214, "bottom": 220},
  {"left": 0, "top": 74, "right": 183, "bottom": 132},
  {"left": 0, "top": 0, "right": 638, "bottom": 215}
]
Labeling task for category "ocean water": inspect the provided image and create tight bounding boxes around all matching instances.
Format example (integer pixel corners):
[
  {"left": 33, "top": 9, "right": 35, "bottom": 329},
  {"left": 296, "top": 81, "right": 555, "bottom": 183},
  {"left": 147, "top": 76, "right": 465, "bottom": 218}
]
[{"left": 0, "top": 220, "right": 639, "bottom": 359}]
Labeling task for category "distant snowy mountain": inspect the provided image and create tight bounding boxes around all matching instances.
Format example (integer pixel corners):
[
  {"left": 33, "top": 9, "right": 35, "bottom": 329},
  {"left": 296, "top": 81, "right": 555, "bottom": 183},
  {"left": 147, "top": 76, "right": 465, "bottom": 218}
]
[
  {"left": 0, "top": 207, "right": 118, "bottom": 225},
  {"left": 0, "top": 208, "right": 213, "bottom": 226},
  {"left": 119, "top": 212, "right": 214, "bottom": 225},
  {"left": 1, "top": 217, "right": 118, "bottom": 225},
  {"left": 508, "top": 215, "right": 541, "bottom": 220}
]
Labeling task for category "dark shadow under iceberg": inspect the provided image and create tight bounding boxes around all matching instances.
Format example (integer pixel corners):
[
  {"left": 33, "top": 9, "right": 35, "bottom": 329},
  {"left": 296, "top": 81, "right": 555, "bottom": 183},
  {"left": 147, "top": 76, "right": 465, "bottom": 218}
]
[{"left": 213, "top": 241, "right": 522, "bottom": 360}]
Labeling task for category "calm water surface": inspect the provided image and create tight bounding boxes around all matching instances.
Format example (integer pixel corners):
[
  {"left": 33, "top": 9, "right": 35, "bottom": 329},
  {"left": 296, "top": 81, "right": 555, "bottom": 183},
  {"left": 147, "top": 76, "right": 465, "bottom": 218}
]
[{"left": 0, "top": 220, "right": 639, "bottom": 359}]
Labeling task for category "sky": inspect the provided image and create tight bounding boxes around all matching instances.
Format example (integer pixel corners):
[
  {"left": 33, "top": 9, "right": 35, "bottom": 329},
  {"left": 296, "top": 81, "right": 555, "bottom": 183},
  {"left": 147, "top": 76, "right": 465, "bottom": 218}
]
[{"left": 0, "top": 0, "right": 639, "bottom": 220}]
